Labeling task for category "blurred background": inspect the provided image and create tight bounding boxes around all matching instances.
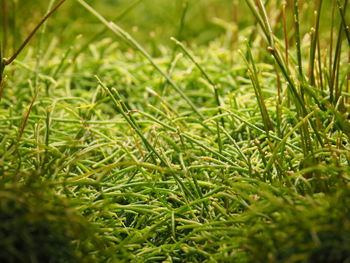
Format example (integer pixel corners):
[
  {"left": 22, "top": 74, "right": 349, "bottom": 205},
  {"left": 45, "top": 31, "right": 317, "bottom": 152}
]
[
  {"left": 0, "top": 0, "right": 345, "bottom": 59},
  {"left": 1, "top": 0, "right": 239, "bottom": 56}
]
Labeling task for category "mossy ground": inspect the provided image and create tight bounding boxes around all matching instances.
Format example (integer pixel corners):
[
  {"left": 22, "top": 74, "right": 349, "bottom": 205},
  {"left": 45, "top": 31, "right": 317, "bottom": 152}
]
[{"left": 0, "top": 0, "right": 349, "bottom": 262}]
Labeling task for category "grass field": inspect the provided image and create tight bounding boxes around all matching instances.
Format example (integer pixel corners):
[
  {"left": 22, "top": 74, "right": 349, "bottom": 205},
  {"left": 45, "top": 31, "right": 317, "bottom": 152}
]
[{"left": 1, "top": 0, "right": 350, "bottom": 262}]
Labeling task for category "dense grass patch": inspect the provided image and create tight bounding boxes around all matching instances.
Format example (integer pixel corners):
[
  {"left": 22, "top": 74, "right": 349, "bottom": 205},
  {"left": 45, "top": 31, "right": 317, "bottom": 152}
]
[{"left": 0, "top": 0, "right": 349, "bottom": 262}]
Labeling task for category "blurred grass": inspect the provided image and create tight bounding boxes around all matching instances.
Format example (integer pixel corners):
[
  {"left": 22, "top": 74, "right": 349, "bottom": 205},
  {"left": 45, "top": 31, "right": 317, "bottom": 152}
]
[{"left": 1, "top": 0, "right": 236, "bottom": 56}]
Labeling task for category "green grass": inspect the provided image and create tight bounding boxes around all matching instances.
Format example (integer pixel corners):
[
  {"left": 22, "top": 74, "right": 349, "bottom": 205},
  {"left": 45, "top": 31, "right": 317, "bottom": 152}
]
[{"left": 0, "top": 0, "right": 350, "bottom": 262}]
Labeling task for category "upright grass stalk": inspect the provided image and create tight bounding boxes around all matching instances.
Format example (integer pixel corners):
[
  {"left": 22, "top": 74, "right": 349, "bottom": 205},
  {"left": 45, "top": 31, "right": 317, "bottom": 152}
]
[
  {"left": 293, "top": 0, "right": 304, "bottom": 79},
  {"left": 245, "top": 0, "right": 303, "bottom": 110},
  {"left": 243, "top": 42, "right": 274, "bottom": 132},
  {"left": 0, "top": 0, "right": 8, "bottom": 55},
  {"left": 244, "top": 0, "right": 324, "bottom": 150},
  {"left": 35, "top": 0, "right": 55, "bottom": 101},
  {"left": 331, "top": 0, "right": 348, "bottom": 104},
  {"left": 337, "top": 0, "right": 350, "bottom": 45},
  {"left": 316, "top": 31, "right": 324, "bottom": 91},
  {"left": 161, "top": 0, "right": 189, "bottom": 96},
  {"left": 0, "top": 70, "right": 6, "bottom": 102},
  {"left": 265, "top": 109, "right": 317, "bottom": 177},
  {"left": 232, "top": 0, "right": 239, "bottom": 53},
  {"left": 177, "top": 1, "right": 189, "bottom": 42},
  {"left": 329, "top": 0, "right": 336, "bottom": 102},
  {"left": 332, "top": 17, "right": 346, "bottom": 103},
  {"left": 308, "top": 0, "right": 323, "bottom": 87},
  {"left": 0, "top": 50, "right": 4, "bottom": 89},
  {"left": 282, "top": 1, "right": 289, "bottom": 67},
  {"left": 274, "top": 61, "right": 283, "bottom": 138}
]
